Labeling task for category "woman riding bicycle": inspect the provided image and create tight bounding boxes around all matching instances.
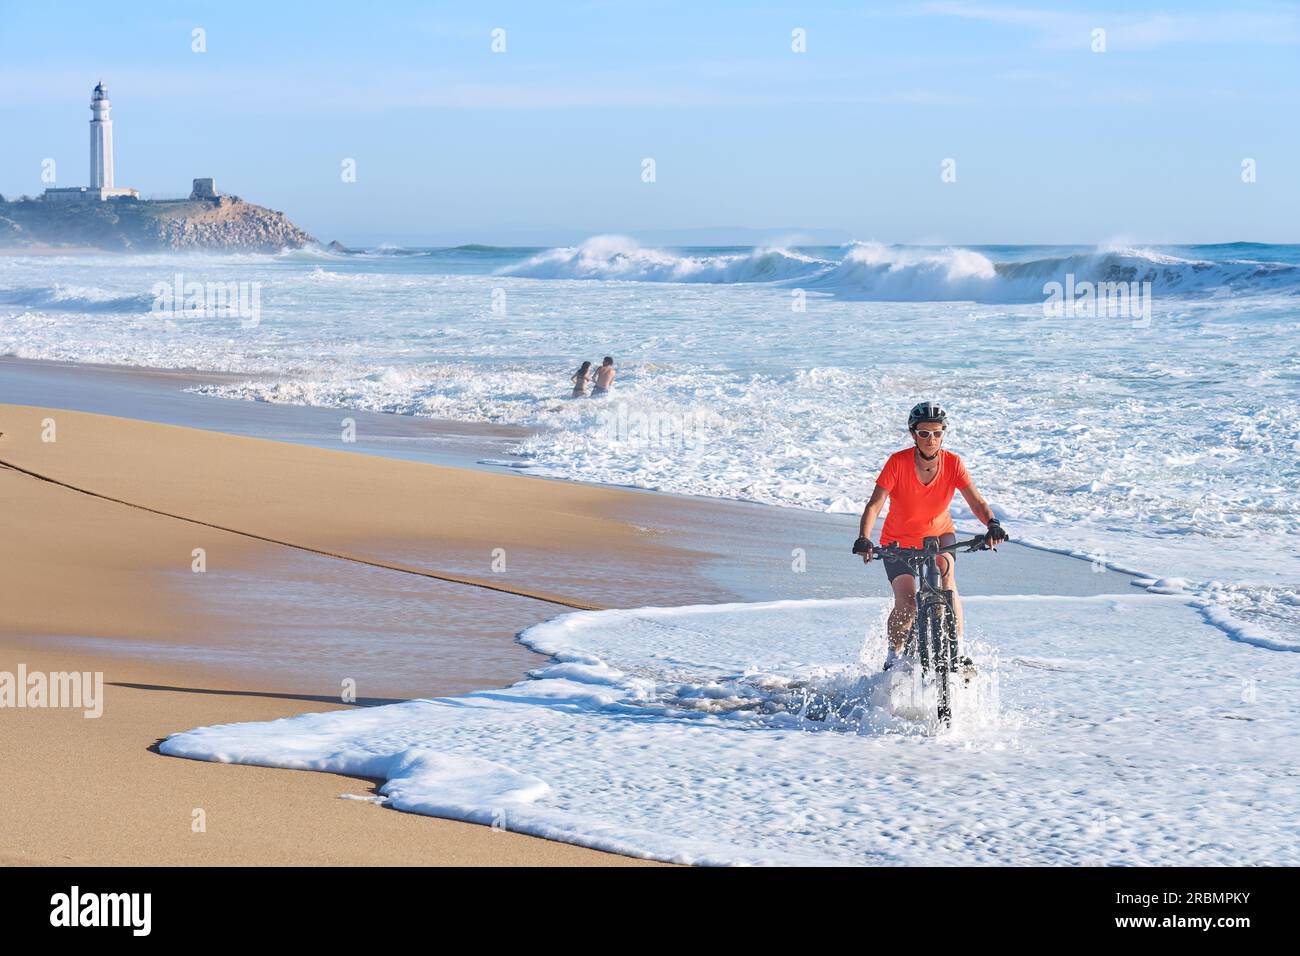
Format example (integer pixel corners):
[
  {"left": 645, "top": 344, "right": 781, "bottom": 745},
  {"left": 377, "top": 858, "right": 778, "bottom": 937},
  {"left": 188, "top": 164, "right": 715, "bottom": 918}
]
[{"left": 854, "top": 401, "right": 1008, "bottom": 671}]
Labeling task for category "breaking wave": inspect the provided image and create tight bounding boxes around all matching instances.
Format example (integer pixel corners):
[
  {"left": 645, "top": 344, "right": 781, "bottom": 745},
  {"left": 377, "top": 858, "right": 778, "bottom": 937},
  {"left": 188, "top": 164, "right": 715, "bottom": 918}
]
[
  {"left": 498, "top": 235, "right": 831, "bottom": 284},
  {"left": 498, "top": 236, "right": 1300, "bottom": 302},
  {"left": 0, "top": 283, "right": 156, "bottom": 313}
]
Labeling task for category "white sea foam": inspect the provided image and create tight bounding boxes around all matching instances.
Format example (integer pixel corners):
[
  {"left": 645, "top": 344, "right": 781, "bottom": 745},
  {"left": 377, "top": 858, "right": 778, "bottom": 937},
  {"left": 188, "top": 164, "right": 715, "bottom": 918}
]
[
  {"left": 807, "top": 242, "right": 1002, "bottom": 300},
  {"left": 161, "top": 592, "right": 1300, "bottom": 865},
  {"left": 500, "top": 234, "right": 831, "bottom": 283},
  {"left": 811, "top": 243, "right": 1300, "bottom": 302}
]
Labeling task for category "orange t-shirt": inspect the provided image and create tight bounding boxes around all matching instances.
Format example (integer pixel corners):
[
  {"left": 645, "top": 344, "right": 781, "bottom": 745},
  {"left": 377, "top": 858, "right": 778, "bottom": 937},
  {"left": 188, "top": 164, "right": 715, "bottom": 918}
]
[{"left": 875, "top": 448, "right": 972, "bottom": 548}]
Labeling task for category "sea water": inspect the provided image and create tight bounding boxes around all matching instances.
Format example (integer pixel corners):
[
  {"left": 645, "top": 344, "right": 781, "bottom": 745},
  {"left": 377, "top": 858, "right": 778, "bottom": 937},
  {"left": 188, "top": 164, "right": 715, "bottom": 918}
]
[
  {"left": 9, "top": 238, "right": 1298, "bottom": 862},
  {"left": 161, "top": 593, "right": 1300, "bottom": 865},
  {"left": 3, "top": 238, "right": 1297, "bottom": 647}
]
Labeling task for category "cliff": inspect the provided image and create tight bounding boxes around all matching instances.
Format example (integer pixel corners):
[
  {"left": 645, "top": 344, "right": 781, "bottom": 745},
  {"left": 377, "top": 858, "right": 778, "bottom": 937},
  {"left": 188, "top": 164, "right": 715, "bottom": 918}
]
[{"left": 0, "top": 194, "right": 316, "bottom": 252}]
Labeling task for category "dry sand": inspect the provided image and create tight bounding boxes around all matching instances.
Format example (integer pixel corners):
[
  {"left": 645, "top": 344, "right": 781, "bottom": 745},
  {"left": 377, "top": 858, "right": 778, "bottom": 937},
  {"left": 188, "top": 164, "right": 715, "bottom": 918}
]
[{"left": 0, "top": 403, "right": 693, "bottom": 865}]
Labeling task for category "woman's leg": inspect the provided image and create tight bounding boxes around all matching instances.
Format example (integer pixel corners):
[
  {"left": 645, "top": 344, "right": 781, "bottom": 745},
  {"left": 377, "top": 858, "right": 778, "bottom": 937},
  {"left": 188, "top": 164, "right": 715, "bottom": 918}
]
[{"left": 888, "top": 573, "right": 917, "bottom": 652}]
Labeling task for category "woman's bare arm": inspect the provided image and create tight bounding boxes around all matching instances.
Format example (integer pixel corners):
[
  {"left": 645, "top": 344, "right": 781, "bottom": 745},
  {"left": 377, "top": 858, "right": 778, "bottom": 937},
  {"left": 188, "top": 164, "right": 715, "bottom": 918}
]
[
  {"left": 858, "top": 485, "right": 889, "bottom": 539},
  {"left": 958, "top": 481, "right": 997, "bottom": 525}
]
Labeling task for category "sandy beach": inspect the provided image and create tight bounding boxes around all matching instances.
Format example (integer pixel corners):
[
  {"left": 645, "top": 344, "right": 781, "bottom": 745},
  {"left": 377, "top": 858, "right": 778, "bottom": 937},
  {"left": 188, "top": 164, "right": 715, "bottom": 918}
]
[
  {"left": 1, "top": 398, "right": 707, "bottom": 865},
  {"left": 1, "top": 364, "right": 1141, "bottom": 866},
  {"left": 0, "top": 638, "right": 661, "bottom": 866}
]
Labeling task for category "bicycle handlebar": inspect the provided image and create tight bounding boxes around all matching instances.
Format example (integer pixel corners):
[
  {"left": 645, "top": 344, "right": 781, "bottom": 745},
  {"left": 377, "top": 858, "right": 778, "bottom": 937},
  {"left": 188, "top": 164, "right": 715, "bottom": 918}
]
[{"left": 852, "top": 533, "right": 1008, "bottom": 559}]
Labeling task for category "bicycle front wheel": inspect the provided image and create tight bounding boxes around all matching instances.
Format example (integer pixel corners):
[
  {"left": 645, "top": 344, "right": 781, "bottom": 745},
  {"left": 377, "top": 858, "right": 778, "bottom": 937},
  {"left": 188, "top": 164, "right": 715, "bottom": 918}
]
[{"left": 920, "top": 594, "right": 957, "bottom": 727}]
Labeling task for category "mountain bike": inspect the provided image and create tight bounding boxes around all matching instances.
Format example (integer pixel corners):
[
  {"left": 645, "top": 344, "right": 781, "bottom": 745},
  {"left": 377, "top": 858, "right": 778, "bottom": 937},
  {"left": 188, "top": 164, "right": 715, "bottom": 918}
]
[{"left": 853, "top": 533, "right": 1004, "bottom": 728}]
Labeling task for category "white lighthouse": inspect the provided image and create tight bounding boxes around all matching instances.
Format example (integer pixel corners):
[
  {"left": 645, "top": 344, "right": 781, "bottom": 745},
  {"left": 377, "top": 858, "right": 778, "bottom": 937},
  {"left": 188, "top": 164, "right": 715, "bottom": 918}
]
[
  {"left": 43, "top": 81, "right": 139, "bottom": 202},
  {"left": 89, "top": 80, "right": 114, "bottom": 188}
]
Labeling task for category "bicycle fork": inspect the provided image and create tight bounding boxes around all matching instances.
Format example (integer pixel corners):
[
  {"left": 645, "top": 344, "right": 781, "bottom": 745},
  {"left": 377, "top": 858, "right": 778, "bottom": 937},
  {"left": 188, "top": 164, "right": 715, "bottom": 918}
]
[
  {"left": 915, "top": 590, "right": 958, "bottom": 726},
  {"left": 920, "top": 537, "right": 960, "bottom": 726}
]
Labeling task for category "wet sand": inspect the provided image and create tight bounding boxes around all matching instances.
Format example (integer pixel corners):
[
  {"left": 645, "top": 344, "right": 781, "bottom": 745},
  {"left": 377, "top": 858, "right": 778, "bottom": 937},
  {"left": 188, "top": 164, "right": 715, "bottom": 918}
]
[{"left": 0, "top": 363, "right": 1135, "bottom": 866}]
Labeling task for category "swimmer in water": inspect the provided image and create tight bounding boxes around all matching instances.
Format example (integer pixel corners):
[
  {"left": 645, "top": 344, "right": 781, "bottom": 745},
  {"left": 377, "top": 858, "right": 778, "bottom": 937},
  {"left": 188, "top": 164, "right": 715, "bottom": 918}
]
[
  {"left": 591, "top": 356, "right": 615, "bottom": 396},
  {"left": 570, "top": 360, "right": 594, "bottom": 398}
]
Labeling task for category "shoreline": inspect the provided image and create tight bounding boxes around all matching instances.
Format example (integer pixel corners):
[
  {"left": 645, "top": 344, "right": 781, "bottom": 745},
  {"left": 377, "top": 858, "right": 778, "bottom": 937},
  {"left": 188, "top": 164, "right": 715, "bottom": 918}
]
[
  {"left": 0, "top": 634, "right": 661, "bottom": 866},
  {"left": 0, "top": 354, "right": 535, "bottom": 474},
  {"left": 0, "top": 357, "right": 1137, "bottom": 604},
  {"left": 1, "top": 401, "right": 708, "bottom": 864},
  {"left": 1, "top": 363, "right": 1140, "bottom": 867}
]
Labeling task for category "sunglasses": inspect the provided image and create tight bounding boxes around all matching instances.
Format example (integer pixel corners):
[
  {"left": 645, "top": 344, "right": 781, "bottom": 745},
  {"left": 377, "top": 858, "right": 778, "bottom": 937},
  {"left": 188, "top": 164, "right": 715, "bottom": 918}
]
[{"left": 912, "top": 428, "right": 945, "bottom": 439}]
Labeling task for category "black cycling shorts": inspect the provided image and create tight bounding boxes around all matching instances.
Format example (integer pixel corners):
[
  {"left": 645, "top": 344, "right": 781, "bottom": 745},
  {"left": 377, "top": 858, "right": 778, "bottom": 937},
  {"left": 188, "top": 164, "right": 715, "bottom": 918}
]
[{"left": 881, "top": 531, "right": 957, "bottom": 584}]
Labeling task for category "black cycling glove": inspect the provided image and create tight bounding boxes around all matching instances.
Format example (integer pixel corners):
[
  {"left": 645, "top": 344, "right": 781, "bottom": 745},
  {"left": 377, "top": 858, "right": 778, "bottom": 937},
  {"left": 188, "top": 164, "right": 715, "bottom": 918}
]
[{"left": 985, "top": 519, "right": 1008, "bottom": 545}]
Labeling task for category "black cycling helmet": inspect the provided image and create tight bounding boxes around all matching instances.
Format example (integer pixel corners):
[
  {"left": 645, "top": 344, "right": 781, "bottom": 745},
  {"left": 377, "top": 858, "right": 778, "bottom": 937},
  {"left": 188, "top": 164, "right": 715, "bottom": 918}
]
[{"left": 908, "top": 401, "right": 948, "bottom": 430}]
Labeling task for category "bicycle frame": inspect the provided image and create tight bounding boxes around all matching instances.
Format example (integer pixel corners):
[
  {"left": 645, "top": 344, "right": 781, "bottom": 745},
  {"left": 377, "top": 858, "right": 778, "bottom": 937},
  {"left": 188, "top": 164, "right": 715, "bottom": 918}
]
[{"left": 860, "top": 533, "right": 997, "bottom": 727}]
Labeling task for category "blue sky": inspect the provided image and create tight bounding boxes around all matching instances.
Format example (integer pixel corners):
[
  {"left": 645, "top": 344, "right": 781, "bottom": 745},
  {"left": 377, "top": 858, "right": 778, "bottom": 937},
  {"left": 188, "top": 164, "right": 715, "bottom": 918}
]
[{"left": 1, "top": 0, "right": 1297, "bottom": 245}]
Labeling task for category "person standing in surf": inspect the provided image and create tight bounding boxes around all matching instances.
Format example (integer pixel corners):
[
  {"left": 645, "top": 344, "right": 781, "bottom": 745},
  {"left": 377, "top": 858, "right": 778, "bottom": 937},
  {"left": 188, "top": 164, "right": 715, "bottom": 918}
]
[
  {"left": 854, "top": 402, "right": 1008, "bottom": 671},
  {"left": 591, "top": 356, "right": 616, "bottom": 396},
  {"left": 570, "top": 360, "right": 594, "bottom": 398}
]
